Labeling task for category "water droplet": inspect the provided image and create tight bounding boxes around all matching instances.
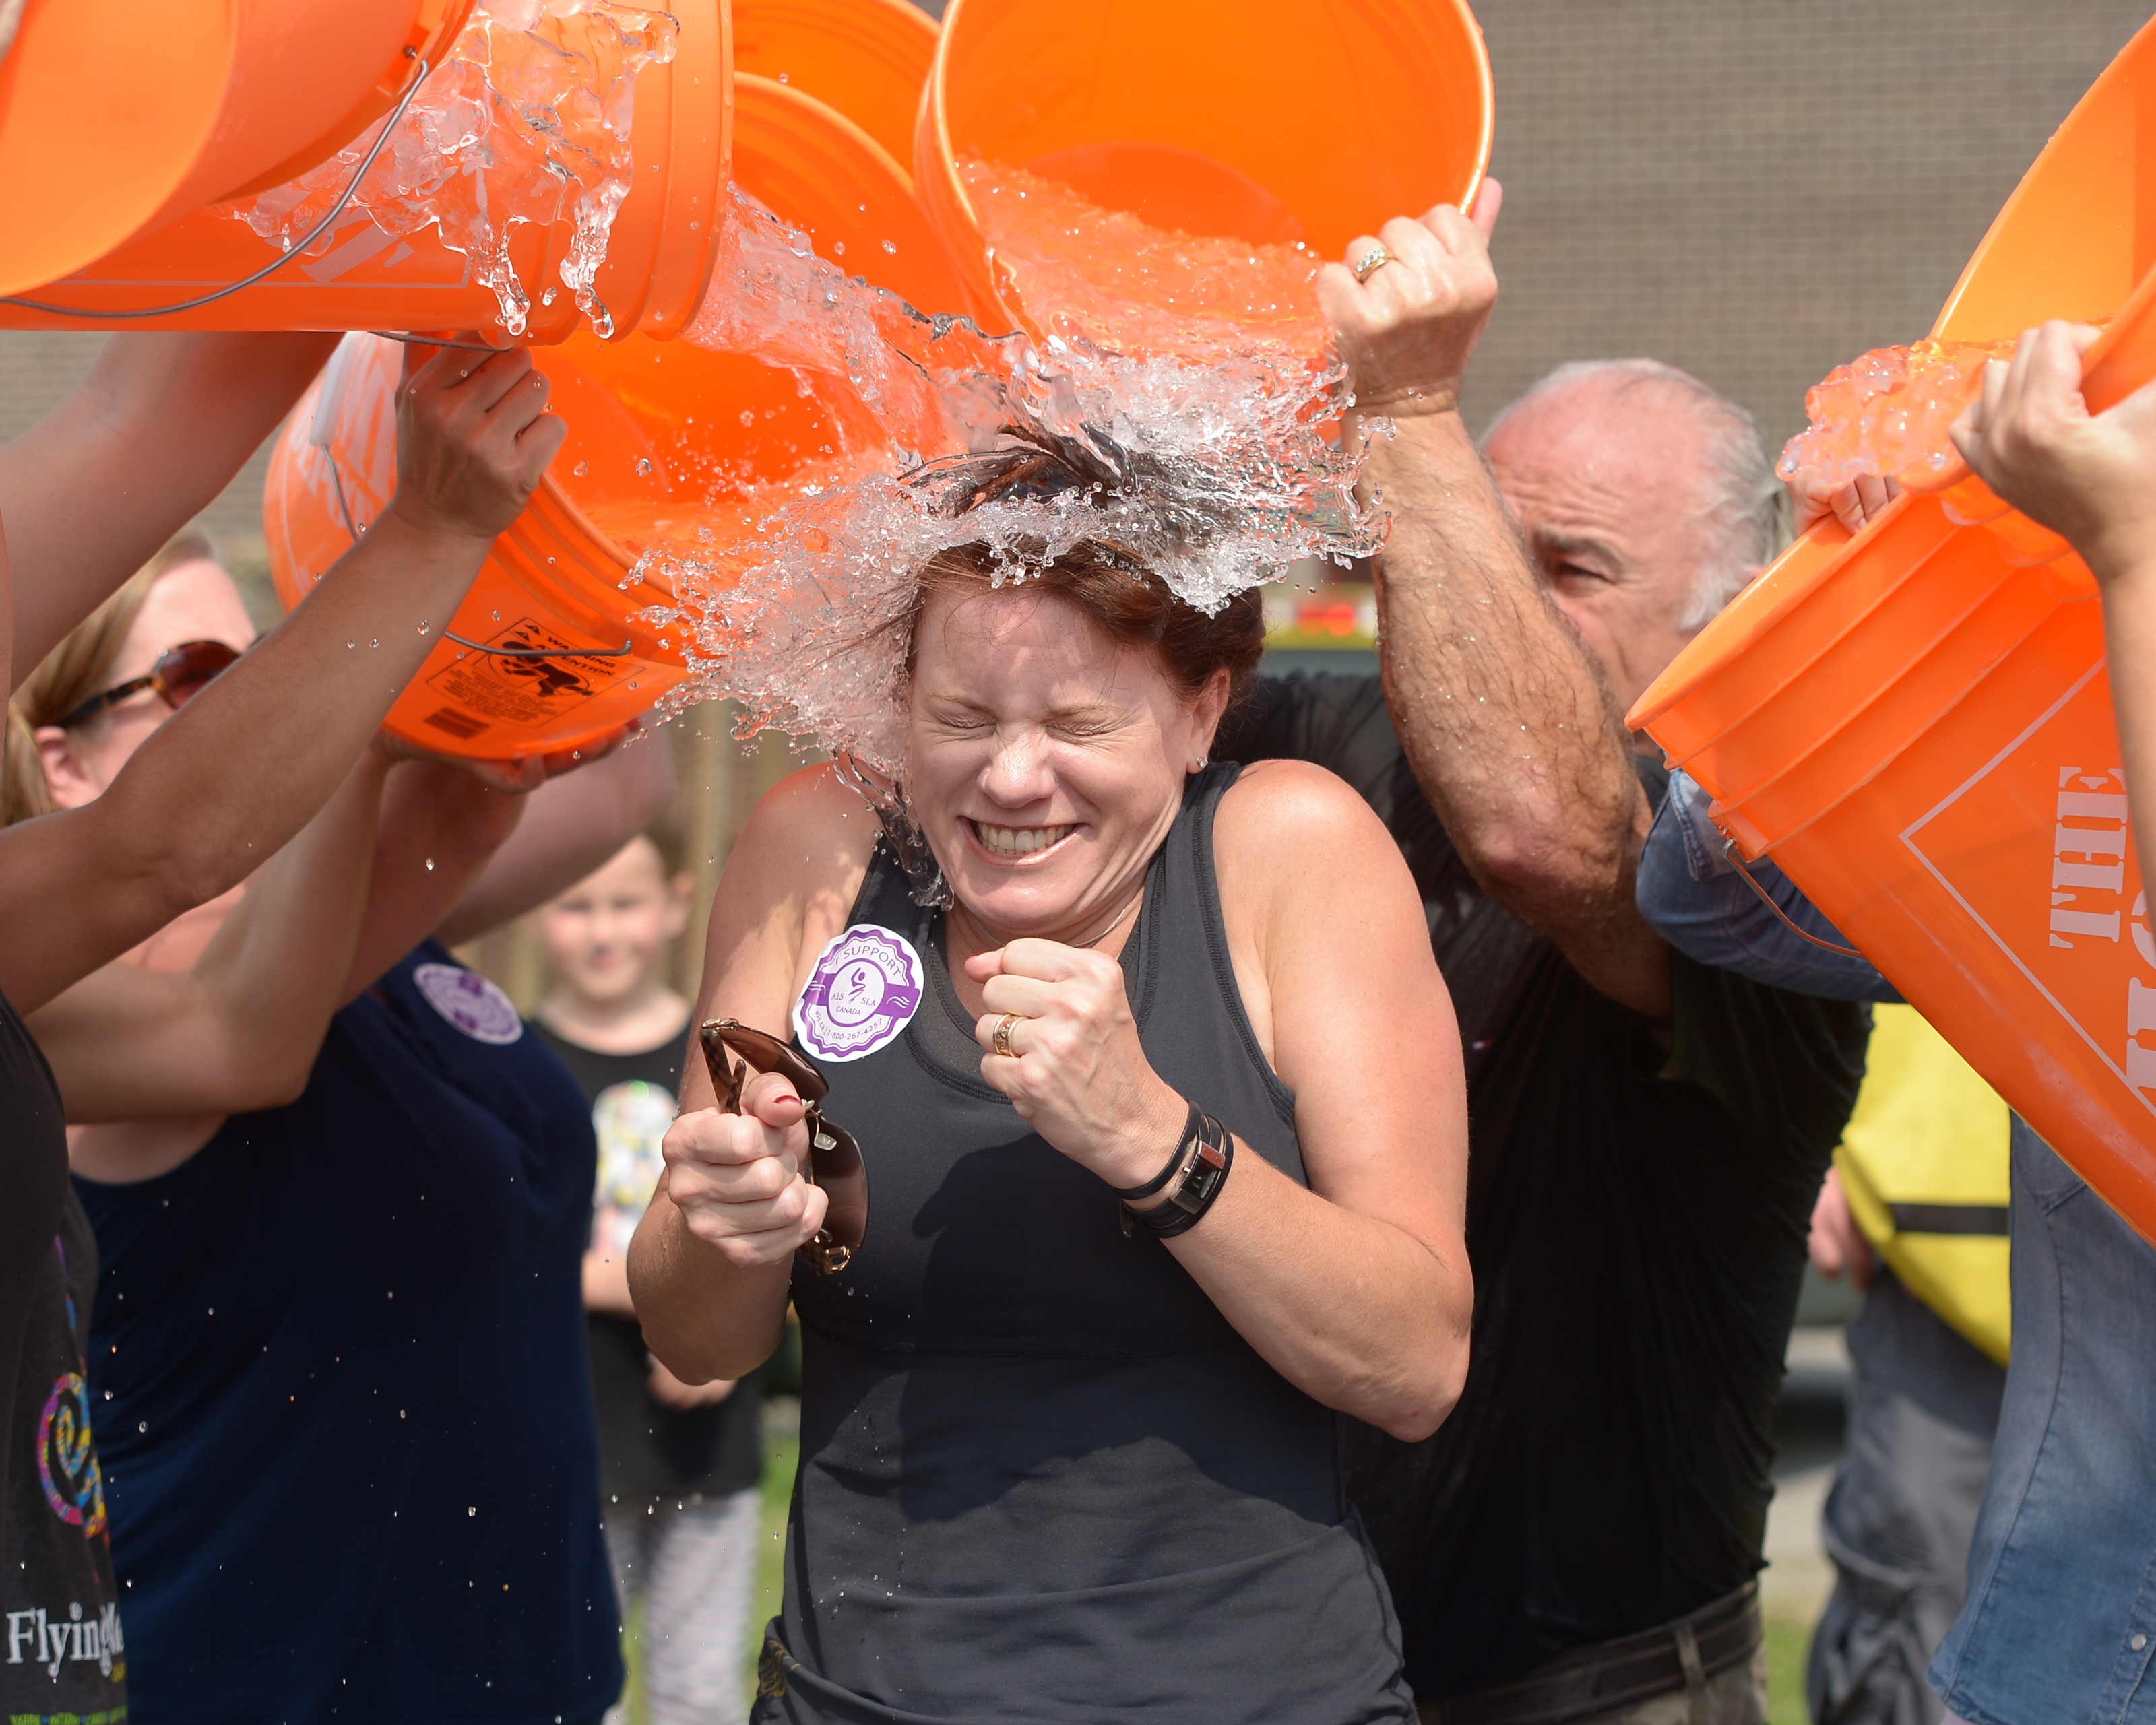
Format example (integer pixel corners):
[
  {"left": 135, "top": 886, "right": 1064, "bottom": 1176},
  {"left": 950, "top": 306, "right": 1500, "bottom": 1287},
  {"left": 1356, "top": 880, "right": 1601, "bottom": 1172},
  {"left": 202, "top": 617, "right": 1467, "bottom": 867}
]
[
  {"left": 882, "top": 239, "right": 897, "bottom": 255},
  {"left": 346, "top": 640, "right": 356, "bottom": 649},
  {"left": 740, "top": 409, "right": 755, "bottom": 427},
  {"left": 833, "top": 240, "right": 846, "bottom": 256},
  {"left": 371, "top": 638, "right": 379, "bottom": 648},
  {"left": 542, "top": 286, "right": 558, "bottom": 305},
  {"left": 493, "top": 610, "right": 502, "bottom": 622},
  {"left": 573, "top": 460, "right": 590, "bottom": 478},
  {"left": 777, "top": 71, "right": 788, "bottom": 82},
  {"left": 635, "top": 457, "right": 653, "bottom": 476},
  {"left": 137, "top": 1421, "right": 148, "bottom": 1433},
  {"left": 418, "top": 622, "right": 431, "bottom": 635},
  {"left": 425, "top": 857, "right": 436, "bottom": 871}
]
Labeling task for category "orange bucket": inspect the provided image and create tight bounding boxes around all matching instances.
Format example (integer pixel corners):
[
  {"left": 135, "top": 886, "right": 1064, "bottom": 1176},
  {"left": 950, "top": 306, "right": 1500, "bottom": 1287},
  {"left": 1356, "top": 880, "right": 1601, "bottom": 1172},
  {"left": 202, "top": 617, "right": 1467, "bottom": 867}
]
[
  {"left": 1628, "top": 15, "right": 2156, "bottom": 1243},
  {"left": 733, "top": 0, "right": 936, "bottom": 172},
  {"left": 263, "top": 0, "right": 961, "bottom": 757},
  {"left": 266, "top": 331, "right": 885, "bottom": 758},
  {"left": 914, "top": 0, "right": 1492, "bottom": 339},
  {"left": 0, "top": 0, "right": 730, "bottom": 344},
  {"left": 0, "top": 0, "right": 479, "bottom": 297}
]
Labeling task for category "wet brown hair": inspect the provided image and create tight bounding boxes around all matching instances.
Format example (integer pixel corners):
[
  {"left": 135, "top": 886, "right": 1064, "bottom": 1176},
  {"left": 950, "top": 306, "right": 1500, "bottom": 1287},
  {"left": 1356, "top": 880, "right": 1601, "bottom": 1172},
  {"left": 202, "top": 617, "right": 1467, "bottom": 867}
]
[
  {"left": 3, "top": 530, "right": 220, "bottom": 826},
  {"left": 903, "top": 542, "right": 1264, "bottom": 707}
]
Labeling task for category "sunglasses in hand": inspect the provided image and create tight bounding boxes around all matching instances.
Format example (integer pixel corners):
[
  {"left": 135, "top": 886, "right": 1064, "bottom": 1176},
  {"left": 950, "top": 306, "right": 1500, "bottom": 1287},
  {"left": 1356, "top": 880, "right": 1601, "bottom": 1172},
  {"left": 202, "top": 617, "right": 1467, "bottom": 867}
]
[
  {"left": 58, "top": 639, "right": 241, "bottom": 729},
  {"left": 700, "top": 1020, "right": 867, "bottom": 1276}
]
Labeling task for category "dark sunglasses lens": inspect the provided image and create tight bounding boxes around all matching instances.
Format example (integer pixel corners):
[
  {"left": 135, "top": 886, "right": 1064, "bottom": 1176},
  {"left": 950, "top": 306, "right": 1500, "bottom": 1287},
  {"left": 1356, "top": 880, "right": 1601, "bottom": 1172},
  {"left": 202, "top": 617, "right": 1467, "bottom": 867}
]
[
  {"left": 158, "top": 641, "right": 240, "bottom": 707},
  {"left": 808, "top": 1120, "right": 868, "bottom": 1258}
]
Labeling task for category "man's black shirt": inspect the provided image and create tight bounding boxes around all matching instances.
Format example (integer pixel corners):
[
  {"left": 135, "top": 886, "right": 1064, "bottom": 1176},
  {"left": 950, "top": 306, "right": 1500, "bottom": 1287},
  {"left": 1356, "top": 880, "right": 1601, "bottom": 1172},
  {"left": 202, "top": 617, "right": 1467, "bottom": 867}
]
[{"left": 1217, "top": 674, "right": 1868, "bottom": 1698}]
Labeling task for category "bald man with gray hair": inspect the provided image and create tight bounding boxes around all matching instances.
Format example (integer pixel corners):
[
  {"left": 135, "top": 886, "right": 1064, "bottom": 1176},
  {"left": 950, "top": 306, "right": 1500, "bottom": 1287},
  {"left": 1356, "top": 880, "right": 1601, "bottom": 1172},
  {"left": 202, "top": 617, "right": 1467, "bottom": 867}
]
[{"left": 1217, "top": 191, "right": 1865, "bottom": 1725}]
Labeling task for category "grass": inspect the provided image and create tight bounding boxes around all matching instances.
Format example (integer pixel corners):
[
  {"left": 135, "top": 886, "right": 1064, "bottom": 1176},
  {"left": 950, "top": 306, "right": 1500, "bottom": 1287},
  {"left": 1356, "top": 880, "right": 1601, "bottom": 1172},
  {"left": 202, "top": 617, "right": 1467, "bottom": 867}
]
[
  {"left": 1765, "top": 1608, "right": 1814, "bottom": 1725},
  {"left": 613, "top": 1403, "right": 803, "bottom": 1725}
]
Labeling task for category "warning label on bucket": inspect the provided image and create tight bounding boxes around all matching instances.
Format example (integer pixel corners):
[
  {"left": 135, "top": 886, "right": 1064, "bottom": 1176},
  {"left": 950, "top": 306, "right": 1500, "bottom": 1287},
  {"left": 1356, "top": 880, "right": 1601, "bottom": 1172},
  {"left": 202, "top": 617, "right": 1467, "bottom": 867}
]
[{"left": 422, "top": 618, "right": 637, "bottom": 729}]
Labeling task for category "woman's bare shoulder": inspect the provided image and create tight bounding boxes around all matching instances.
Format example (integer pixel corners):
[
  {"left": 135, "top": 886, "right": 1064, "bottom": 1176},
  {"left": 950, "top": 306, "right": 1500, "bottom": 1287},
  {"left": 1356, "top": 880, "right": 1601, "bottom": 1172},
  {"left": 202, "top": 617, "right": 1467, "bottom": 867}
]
[
  {"left": 701, "top": 762, "right": 881, "bottom": 1021},
  {"left": 1213, "top": 758, "right": 1426, "bottom": 941},
  {"left": 1215, "top": 758, "right": 1399, "bottom": 863}
]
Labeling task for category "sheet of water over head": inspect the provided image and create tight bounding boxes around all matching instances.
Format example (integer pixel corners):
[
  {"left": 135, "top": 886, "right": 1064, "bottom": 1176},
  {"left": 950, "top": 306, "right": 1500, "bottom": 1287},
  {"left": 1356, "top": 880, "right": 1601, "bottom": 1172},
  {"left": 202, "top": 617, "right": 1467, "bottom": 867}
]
[
  {"left": 630, "top": 172, "right": 1378, "bottom": 799},
  {"left": 222, "top": 0, "right": 676, "bottom": 337}
]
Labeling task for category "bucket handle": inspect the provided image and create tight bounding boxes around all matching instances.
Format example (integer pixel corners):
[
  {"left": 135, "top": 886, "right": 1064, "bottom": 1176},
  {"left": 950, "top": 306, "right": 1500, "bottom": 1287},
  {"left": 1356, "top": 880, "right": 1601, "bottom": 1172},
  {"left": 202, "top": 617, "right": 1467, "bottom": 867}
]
[
  {"left": 0, "top": 50, "right": 433, "bottom": 320},
  {"left": 1719, "top": 837, "right": 1866, "bottom": 961},
  {"left": 443, "top": 631, "right": 634, "bottom": 659},
  {"left": 317, "top": 434, "right": 635, "bottom": 661}
]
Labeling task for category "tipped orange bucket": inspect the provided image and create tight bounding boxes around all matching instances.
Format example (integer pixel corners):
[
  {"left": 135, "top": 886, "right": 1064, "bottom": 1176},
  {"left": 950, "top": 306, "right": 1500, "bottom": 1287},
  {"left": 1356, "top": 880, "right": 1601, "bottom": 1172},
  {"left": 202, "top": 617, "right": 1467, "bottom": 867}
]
[
  {"left": 264, "top": 0, "right": 957, "bottom": 757},
  {"left": 733, "top": 0, "right": 936, "bottom": 172},
  {"left": 0, "top": 0, "right": 730, "bottom": 344},
  {"left": 266, "top": 325, "right": 885, "bottom": 758},
  {"left": 914, "top": 0, "right": 1492, "bottom": 340},
  {"left": 1629, "top": 16, "right": 2156, "bottom": 1243},
  {"left": 0, "top": 0, "right": 480, "bottom": 296},
  {"left": 726, "top": 0, "right": 972, "bottom": 316}
]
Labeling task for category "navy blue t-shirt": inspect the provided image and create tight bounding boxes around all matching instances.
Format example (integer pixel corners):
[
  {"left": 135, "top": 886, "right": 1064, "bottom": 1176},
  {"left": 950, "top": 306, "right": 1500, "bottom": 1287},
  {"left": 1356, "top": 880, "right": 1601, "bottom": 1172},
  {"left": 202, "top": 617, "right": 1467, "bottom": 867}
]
[{"left": 75, "top": 942, "right": 623, "bottom": 1724}]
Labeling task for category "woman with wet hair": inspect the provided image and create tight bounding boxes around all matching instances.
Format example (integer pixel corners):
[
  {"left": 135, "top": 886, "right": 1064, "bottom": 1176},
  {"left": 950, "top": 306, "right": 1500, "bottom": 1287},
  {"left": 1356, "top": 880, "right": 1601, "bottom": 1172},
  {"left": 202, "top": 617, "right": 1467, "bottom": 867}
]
[{"left": 631, "top": 528, "right": 1471, "bottom": 1722}]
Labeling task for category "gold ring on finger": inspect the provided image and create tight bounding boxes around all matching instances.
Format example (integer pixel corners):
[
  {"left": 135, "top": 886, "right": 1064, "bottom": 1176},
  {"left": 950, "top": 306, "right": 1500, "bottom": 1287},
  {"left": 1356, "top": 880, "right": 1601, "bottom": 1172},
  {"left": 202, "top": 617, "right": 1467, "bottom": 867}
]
[
  {"left": 992, "top": 1012, "right": 1024, "bottom": 1059},
  {"left": 1352, "top": 246, "right": 1392, "bottom": 284}
]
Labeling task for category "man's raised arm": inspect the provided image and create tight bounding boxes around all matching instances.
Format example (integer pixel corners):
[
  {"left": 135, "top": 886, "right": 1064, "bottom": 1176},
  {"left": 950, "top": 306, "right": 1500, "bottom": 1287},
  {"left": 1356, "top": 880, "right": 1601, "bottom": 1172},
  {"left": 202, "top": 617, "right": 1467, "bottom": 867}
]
[{"left": 1317, "top": 188, "right": 1669, "bottom": 1016}]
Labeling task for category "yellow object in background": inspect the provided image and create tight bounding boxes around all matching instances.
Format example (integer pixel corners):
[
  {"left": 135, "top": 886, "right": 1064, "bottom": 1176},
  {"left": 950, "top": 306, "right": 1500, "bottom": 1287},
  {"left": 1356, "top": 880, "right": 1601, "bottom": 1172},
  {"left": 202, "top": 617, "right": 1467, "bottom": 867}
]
[{"left": 1835, "top": 1003, "right": 2012, "bottom": 1365}]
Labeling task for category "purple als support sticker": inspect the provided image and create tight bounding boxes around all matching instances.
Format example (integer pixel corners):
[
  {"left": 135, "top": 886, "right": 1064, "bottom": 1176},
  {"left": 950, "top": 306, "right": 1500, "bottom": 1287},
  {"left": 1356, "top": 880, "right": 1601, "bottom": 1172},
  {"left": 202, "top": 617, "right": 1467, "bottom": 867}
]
[
  {"left": 796, "top": 925, "right": 924, "bottom": 1062},
  {"left": 413, "top": 963, "right": 525, "bottom": 1045}
]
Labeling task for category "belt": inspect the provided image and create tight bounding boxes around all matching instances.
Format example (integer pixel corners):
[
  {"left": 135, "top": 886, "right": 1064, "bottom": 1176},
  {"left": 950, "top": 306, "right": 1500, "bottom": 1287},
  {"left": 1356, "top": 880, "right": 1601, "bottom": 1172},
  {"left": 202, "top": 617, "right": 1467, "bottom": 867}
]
[{"left": 1424, "top": 1583, "right": 1763, "bottom": 1725}]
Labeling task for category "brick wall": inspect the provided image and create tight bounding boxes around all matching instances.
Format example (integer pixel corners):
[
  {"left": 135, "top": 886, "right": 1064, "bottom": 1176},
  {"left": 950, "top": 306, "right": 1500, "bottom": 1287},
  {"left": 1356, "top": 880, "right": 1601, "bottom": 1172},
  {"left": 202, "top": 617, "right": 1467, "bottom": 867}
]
[{"left": 1459, "top": 1, "right": 2151, "bottom": 448}]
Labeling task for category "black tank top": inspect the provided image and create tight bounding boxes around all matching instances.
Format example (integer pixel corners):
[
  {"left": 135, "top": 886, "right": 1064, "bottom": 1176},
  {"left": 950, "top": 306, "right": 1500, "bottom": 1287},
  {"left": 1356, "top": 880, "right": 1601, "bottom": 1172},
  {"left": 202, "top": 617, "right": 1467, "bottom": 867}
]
[{"left": 761, "top": 766, "right": 1414, "bottom": 1724}]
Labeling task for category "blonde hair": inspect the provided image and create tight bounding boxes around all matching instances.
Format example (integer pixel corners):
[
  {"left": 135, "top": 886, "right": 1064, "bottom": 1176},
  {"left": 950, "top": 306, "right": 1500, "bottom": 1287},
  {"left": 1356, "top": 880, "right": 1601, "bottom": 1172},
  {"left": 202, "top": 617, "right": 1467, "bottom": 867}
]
[{"left": 3, "top": 531, "right": 220, "bottom": 826}]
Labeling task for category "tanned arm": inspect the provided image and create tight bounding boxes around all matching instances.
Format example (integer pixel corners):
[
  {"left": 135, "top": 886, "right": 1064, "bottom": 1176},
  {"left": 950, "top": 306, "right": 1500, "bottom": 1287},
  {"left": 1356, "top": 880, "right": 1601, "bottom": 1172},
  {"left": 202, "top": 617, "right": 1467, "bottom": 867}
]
[
  {"left": 0, "top": 343, "right": 565, "bottom": 1013},
  {"left": 1, "top": 333, "right": 340, "bottom": 687},
  {"left": 28, "top": 752, "right": 387, "bottom": 1124},
  {"left": 1319, "top": 187, "right": 1670, "bottom": 1016}
]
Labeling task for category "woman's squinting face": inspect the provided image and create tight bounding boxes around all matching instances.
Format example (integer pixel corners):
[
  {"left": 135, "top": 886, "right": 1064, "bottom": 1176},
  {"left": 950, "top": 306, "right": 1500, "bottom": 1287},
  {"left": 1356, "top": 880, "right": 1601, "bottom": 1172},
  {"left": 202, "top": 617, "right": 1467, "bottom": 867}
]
[
  {"left": 906, "top": 585, "right": 1224, "bottom": 946},
  {"left": 44, "top": 560, "right": 257, "bottom": 807}
]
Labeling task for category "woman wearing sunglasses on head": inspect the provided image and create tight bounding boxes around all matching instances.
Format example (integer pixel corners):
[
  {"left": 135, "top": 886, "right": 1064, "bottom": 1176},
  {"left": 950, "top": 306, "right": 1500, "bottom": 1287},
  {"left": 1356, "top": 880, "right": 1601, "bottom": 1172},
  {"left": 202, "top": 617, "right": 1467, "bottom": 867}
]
[
  {"left": 0, "top": 341, "right": 565, "bottom": 1724},
  {"left": 629, "top": 518, "right": 1473, "bottom": 1721}
]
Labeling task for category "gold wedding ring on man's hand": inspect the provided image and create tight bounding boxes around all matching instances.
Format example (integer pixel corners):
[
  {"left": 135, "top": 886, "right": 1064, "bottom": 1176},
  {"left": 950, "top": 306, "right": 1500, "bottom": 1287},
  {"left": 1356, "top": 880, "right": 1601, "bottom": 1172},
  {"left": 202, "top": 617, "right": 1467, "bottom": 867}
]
[
  {"left": 992, "top": 1012, "right": 1024, "bottom": 1059},
  {"left": 1351, "top": 245, "right": 1392, "bottom": 283}
]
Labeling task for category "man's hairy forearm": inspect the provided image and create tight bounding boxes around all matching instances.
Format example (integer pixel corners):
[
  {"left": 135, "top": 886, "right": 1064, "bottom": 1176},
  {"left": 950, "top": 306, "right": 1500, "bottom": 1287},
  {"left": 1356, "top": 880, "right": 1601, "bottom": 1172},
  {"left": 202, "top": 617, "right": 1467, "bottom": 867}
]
[{"left": 1365, "top": 412, "right": 1669, "bottom": 1014}]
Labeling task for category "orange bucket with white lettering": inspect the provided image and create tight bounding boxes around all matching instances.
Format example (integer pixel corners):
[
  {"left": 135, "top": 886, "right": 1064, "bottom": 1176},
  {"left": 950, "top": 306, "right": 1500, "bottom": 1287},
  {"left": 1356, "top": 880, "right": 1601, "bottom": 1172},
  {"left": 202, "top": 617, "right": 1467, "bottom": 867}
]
[
  {"left": 0, "top": 0, "right": 730, "bottom": 344},
  {"left": 914, "top": 0, "right": 1492, "bottom": 341},
  {"left": 1628, "top": 15, "right": 2156, "bottom": 1243},
  {"left": 0, "top": 0, "right": 479, "bottom": 296}
]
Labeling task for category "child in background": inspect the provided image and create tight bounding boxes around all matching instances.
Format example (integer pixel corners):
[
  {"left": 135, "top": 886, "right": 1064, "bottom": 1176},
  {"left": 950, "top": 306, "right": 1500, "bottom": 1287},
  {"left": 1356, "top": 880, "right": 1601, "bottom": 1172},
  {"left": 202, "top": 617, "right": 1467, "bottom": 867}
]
[{"left": 532, "top": 821, "right": 764, "bottom": 1725}]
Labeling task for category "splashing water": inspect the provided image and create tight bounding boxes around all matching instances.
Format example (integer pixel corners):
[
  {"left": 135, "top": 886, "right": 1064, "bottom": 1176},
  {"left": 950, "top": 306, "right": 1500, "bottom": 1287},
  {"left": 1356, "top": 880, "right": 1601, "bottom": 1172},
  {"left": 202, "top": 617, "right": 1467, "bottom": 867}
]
[
  {"left": 1779, "top": 339, "right": 2015, "bottom": 492},
  {"left": 959, "top": 158, "right": 1328, "bottom": 366},
  {"left": 645, "top": 187, "right": 1376, "bottom": 786},
  {"left": 222, "top": 0, "right": 676, "bottom": 336}
]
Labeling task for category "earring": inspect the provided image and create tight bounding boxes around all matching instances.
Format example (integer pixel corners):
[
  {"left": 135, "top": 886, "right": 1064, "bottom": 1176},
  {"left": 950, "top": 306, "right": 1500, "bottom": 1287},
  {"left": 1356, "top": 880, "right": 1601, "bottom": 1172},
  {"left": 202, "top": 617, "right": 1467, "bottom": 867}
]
[{"left": 1191, "top": 754, "right": 1209, "bottom": 772}]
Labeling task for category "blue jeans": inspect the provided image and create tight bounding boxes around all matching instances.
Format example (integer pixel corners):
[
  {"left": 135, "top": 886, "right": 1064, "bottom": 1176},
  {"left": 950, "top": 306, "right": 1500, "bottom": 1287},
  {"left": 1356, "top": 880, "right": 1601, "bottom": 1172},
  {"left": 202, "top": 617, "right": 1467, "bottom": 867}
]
[
  {"left": 1635, "top": 768, "right": 1901, "bottom": 1003},
  {"left": 1926, "top": 1119, "right": 2156, "bottom": 1725}
]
